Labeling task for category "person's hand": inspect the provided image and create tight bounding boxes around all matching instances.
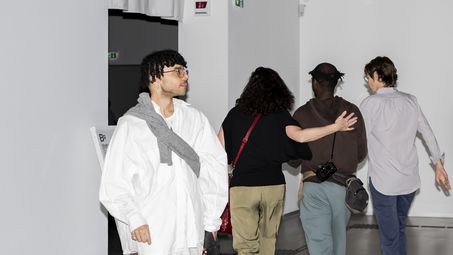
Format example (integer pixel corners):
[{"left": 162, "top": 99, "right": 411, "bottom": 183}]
[
  {"left": 334, "top": 111, "right": 357, "bottom": 132},
  {"left": 211, "top": 231, "right": 218, "bottom": 241},
  {"left": 435, "top": 162, "right": 451, "bottom": 192},
  {"left": 131, "top": 224, "right": 151, "bottom": 245}
]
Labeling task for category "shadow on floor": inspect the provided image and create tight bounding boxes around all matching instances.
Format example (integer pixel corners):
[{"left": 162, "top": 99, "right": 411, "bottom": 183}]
[
  {"left": 219, "top": 212, "right": 453, "bottom": 255},
  {"left": 108, "top": 212, "right": 453, "bottom": 255}
]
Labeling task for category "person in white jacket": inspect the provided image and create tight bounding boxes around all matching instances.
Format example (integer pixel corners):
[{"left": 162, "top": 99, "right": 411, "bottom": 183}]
[{"left": 99, "top": 50, "right": 228, "bottom": 255}]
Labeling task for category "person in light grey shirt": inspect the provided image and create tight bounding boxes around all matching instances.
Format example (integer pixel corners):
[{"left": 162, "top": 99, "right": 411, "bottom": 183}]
[{"left": 360, "top": 56, "right": 450, "bottom": 255}]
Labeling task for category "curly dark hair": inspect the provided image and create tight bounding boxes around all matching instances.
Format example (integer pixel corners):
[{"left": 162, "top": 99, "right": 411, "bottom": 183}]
[
  {"left": 139, "top": 49, "right": 187, "bottom": 93},
  {"left": 236, "top": 67, "right": 294, "bottom": 115},
  {"left": 364, "top": 56, "right": 398, "bottom": 87}
]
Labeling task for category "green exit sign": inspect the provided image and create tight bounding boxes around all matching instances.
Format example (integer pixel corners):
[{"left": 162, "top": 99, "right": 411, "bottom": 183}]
[
  {"left": 108, "top": 51, "right": 119, "bottom": 61},
  {"left": 235, "top": 0, "right": 244, "bottom": 8}
]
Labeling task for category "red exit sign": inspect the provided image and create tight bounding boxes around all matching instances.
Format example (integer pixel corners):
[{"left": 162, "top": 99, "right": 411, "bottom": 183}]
[
  {"left": 195, "top": 1, "right": 207, "bottom": 9},
  {"left": 194, "top": 1, "right": 210, "bottom": 15}
]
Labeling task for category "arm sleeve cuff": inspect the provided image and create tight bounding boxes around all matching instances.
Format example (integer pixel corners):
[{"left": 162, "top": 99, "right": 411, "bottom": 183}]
[
  {"left": 204, "top": 217, "right": 222, "bottom": 232},
  {"left": 430, "top": 152, "right": 445, "bottom": 165},
  {"left": 128, "top": 212, "right": 147, "bottom": 232}
]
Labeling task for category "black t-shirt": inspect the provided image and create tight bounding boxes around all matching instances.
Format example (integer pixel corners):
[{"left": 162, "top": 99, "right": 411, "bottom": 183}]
[{"left": 222, "top": 106, "right": 312, "bottom": 187}]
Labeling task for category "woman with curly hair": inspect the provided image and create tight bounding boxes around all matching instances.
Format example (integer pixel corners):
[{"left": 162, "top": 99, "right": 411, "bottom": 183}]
[{"left": 218, "top": 67, "right": 357, "bottom": 255}]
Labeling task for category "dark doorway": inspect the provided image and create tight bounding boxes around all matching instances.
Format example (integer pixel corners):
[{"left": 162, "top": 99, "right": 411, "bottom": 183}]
[{"left": 108, "top": 10, "right": 178, "bottom": 254}]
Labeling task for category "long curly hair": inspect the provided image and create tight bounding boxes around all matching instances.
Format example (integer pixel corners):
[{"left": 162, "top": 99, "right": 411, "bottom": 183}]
[
  {"left": 236, "top": 67, "right": 294, "bottom": 115},
  {"left": 139, "top": 49, "right": 187, "bottom": 93}
]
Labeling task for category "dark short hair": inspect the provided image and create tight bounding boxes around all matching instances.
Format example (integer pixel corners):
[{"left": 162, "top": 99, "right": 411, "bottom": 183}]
[
  {"left": 309, "top": 62, "right": 344, "bottom": 90},
  {"left": 139, "top": 50, "right": 187, "bottom": 93},
  {"left": 236, "top": 67, "right": 294, "bottom": 115},
  {"left": 364, "top": 56, "right": 398, "bottom": 87}
]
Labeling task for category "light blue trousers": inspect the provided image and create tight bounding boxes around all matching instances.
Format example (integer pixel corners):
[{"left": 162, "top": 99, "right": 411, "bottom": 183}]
[{"left": 300, "top": 181, "right": 351, "bottom": 255}]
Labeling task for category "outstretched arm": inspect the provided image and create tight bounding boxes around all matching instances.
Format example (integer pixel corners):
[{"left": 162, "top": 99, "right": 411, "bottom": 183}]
[{"left": 286, "top": 111, "right": 357, "bottom": 143}]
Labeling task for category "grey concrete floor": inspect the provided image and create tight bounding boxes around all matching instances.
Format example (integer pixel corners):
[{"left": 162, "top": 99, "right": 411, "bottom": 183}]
[{"left": 219, "top": 212, "right": 453, "bottom": 255}]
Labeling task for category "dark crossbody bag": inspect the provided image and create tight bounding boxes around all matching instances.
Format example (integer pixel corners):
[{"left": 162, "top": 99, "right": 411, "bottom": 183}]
[
  {"left": 334, "top": 173, "right": 369, "bottom": 214},
  {"left": 317, "top": 133, "right": 369, "bottom": 214}
]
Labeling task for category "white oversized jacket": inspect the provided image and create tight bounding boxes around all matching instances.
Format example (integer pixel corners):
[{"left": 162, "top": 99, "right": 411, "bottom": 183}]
[{"left": 99, "top": 99, "right": 228, "bottom": 254}]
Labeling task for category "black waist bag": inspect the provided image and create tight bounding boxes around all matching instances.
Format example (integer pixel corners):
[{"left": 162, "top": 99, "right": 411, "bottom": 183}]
[{"left": 344, "top": 176, "right": 369, "bottom": 214}]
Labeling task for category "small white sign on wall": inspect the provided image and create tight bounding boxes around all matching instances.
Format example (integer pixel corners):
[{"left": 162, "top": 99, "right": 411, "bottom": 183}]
[
  {"left": 90, "top": 126, "right": 116, "bottom": 169},
  {"left": 234, "top": 0, "right": 244, "bottom": 8},
  {"left": 194, "top": 0, "right": 210, "bottom": 16}
]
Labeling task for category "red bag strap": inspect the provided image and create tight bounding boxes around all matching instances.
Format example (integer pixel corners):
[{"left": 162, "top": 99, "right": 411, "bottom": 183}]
[{"left": 231, "top": 114, "right": 262, "bottom": 170}]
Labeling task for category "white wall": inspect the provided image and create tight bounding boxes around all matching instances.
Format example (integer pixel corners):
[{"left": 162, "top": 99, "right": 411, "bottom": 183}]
[
  {"left": 180, "top": 0, "right": 301, "bottom": 214},
  {"left": 228, "top": 0, "right": 300, "bottom": 109},
  {"left": 300, "top": 0, "right": 453, "bottom": 217},
  {"left": 178, "top": 0, "right": 229, "bottom": 130},
  {"left": 0, "top": 1, "right": 108, "bottom": 254},
  {"left": 228, "top": 0, "right": 301, "bottom": 214}
]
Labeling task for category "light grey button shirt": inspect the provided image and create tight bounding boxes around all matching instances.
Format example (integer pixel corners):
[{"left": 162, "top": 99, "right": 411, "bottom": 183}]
[{"left": 360, "top": 88, "right": 443, "bottom": 195}]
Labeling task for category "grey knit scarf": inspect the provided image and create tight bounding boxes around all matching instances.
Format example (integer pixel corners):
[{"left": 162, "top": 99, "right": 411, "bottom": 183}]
[{"left": 126, "top": 93, "right": 200, "bottom": 177}]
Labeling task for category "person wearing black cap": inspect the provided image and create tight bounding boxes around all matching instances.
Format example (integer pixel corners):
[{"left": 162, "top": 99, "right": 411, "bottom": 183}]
[{"left": 292, "top": 63, "right": 367, "bottom": 255}]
